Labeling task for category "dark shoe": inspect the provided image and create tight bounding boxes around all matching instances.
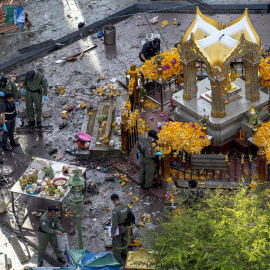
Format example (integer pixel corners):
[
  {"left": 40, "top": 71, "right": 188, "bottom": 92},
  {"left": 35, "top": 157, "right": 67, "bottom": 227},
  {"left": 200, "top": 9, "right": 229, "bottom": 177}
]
[
  {"left": 37, "top": 121, "right": 42, "bottom": 129},
  {"left": 144, "top": 184, "right": 157, "bottom": 190},
  {"left": 26, "top": 121, "right": 35, "bottom": 127},
  {"left": 121, "top": 253, "right": 127, "bottom": 259},
  {"left": 2, "top": 145, "right": 12, "bottom": 151},
  {"left": 37, "top": 260, "right": 43, "bottom": 267},
  {"left": 57, "top": 257, "right": 66, "bottom": 264},
  {"left": 10, "top": 140, "right": 20, "bottom": 146}
]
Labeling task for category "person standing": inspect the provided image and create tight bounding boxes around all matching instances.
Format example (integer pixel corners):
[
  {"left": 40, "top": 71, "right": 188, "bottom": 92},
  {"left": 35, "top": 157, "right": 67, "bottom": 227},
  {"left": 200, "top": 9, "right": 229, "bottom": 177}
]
[
  {"left": 139, "top": 38, "right": 160, "bottom": 62},
  {"left": 0, "top": 76, "right": 19, "bottom": 106},
  {"left": 37, "top": 205, "right": 66, "bottom": 267},
  {"left": 23, "top": 70, "right": 48, "bottom": 128},
  {"left": 137, "top": 130, "right": 162, "bottom": 189},
  {"left": 111, "top": 194, "right": 131, "bottom": 263},
  {"left": 1, "top": 93, "right": 20, "bottom": 151}
]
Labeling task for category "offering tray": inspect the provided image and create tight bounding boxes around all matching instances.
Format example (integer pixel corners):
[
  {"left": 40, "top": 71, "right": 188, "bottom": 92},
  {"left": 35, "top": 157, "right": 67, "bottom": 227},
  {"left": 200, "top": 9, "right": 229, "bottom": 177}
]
[
  {"left": 53, "top": 177, "right": 68, "bottom": 187},
  {"left": 26, "top": 185, "right": 40, "bottom": 194}
]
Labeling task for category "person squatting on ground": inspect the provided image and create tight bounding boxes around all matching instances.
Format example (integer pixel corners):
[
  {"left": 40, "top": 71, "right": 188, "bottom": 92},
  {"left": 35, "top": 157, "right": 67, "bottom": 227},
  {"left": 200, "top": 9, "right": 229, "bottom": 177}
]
[
  {"left": 183, "top": 180, "right": 204, "bottom": 209},
  {"left": 37, "top": 205, "right": 66, "bottom": 267},
  {"left": 139, "top": 38, "right": 160, "bottom": 62},
  {"left": 137, "top": 130, "right": 163, "bottom": 190},
  {"left": 1, "top": 93, "right": 20, "bottom": 151},
  {"left": 111, "top": 193, "right": 131, "bottom": 263},
  {"left": 22, "top": 69, "right": 48, "bottom": 128}
]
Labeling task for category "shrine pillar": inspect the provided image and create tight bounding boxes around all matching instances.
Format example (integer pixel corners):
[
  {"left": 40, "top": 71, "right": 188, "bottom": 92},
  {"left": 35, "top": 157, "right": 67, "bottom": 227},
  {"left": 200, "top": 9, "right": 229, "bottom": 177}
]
[
  {"left": 244, "top": 60, "right": 260, "bottom": 102},
  {"left": 209, "top": 77, "right": 227, "bottom": 118},
  {"left": 257, "top": 146, "right": 266, "bottom": 183},
  {"left": 182, "top": 60, "right": 197, "bottom": 100},
  {"left": 120, "top": 113, "right": 128, "bottom": 156}
]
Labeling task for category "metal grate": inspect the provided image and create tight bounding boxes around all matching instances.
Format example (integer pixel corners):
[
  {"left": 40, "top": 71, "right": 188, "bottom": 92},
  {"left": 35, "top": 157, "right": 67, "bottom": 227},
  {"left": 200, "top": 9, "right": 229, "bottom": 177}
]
[
  {"left": 18, "top": 39, "right": 55, "bottom": 54},
  {"left": 9, "top": 236, "right": 28, "bottom": 263}
]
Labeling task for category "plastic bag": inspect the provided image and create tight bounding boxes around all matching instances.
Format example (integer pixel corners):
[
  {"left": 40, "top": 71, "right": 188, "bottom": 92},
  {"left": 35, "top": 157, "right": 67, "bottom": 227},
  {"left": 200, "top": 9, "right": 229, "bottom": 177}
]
[{"left": 14, "top": 7, "right": 25, "bottom": 26}]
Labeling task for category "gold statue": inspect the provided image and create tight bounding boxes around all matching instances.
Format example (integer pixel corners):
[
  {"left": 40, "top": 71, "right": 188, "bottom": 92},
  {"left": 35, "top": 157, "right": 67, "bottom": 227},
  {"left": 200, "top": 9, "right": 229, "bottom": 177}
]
[{"left": 225, "top": 66, "right": 241, "bottom": 93}]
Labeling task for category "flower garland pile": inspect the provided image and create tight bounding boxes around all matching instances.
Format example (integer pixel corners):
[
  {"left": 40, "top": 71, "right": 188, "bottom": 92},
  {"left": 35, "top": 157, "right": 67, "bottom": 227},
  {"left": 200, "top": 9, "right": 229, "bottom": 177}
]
[
  {"left": 158, "top": 122, "right": 211, "bottom": 154},
  {"left": 92, "top": 84, "right": 122, "bottom": 97},
  {"left": 259, "top": 57, "right": 270, "bottom": 88},
  {"left": 127, "top": 109, "right": 146, "bottom": 134},
  {"left": 140, "top": 48, "right": 183, "bottom": 81},
  {"left": 253, "top": 121, "right": 270, "bottom": 161}
]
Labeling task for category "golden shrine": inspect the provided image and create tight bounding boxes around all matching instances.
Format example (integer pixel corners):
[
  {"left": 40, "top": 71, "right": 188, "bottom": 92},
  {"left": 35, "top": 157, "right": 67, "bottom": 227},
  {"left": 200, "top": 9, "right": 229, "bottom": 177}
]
[
  {"left": 179, "top": 7, "right": 262, "bottom": 118},
  {"left": 172, "top": 7, "right": 269, "bottom": 144}
]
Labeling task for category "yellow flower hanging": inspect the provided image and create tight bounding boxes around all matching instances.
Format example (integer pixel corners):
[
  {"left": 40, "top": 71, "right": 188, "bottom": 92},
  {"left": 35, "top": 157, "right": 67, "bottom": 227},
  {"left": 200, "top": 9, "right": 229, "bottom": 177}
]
[{"left": 167, "top": 177, "right": 173, "bottom": 184}]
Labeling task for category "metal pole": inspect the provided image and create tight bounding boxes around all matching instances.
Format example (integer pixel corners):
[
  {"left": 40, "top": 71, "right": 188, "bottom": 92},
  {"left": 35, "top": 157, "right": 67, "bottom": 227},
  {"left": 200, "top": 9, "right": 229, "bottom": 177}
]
[{"left": 75, "top": 202, "right": 83, "bottom": 249}]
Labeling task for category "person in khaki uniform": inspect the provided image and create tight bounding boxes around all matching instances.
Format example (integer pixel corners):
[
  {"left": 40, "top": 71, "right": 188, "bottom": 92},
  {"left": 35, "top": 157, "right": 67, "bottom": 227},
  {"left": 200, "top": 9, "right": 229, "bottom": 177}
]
[
  {"left": 37, "top": 205, "right": 66, "bottom": 267},
  {"left": 137, "top": 130, "right": 163, "bottom": 189},
  {"left": 111, "top": 194, "right": 131, "bottom": 263},
  {"left": 23, "top": 70, "right": 48, "bottom": 128}
]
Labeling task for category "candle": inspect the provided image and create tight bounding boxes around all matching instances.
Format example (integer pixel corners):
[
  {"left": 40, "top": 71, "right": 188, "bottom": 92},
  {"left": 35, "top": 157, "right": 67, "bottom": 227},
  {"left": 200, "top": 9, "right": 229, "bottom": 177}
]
[{"left": 239, "top": 129, "right": 242, "bottom": 139}]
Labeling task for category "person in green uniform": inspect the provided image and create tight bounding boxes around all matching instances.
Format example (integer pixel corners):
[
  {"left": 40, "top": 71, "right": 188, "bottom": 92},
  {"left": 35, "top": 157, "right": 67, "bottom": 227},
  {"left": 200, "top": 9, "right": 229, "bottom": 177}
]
[
  {"left": 23, "top": 70, "right": 48, "bottom": 128},
  {"left": 0, "top": 76, "right": 19, "bottom": 106},
  {"left": 137, "top": 130, "right": 163, "bottom": 189},
  {"left": 111, "top": 193, "right": 131, "bottom": 263},
  {"left": 37, "top": 205, "right": 66, "bottom": 267}
]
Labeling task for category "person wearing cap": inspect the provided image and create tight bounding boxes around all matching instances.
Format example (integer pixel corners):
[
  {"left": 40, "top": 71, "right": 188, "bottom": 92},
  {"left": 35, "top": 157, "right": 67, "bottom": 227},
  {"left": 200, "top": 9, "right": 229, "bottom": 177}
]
[
  {"left": 0, "top": 76, "right": 19, "bottom": 106},
  {"left": 139, "top": 38, "right": 160, "bottom": 62},
  {"left": 37, "top": 205, "right": 66, "bottom": 267},
  {"left": 110, "top": 194, "right": 131, "bottom": 263},
  {"left": 1, "top": 92, "right": 20, "bottom": 151},
  {"left": 183, "top": 180, "right": 204, "bottom": 209},
  {"left": 23, "top": 70, "right": 48, "bottom": 128},
  {"left": 137, "top": 130, "right": 163, "bottom": 189}
]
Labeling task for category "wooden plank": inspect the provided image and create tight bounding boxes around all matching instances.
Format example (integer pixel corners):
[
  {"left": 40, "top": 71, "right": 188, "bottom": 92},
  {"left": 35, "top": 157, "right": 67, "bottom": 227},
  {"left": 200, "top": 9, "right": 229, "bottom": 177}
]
[
  {"left": 191, "top": 154, "right": 228, "bottom": 170},
  {"left": 0, "top": 20, "right": 30, "bottom": 34}
]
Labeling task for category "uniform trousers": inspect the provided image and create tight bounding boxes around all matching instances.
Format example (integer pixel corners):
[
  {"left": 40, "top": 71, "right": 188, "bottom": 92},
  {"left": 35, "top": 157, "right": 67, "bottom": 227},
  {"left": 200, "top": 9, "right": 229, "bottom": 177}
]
[
  {"left": 112, "top": 225, "right": 128, "bottom": 263},
  {"left": 2, "top": 119, "right": 15, "bottom": 146},
  {"left": 38, "top": 232, "right": 62, "bottom": 262},
  {"left": 26, "top": 91, "right": 42, "bottom": 122}
]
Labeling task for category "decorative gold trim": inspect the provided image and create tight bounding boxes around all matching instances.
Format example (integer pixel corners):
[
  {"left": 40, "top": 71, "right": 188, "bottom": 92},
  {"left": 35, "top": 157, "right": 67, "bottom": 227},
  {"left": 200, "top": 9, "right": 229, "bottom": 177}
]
[
  {"left": 227, "top": 8, "right": 260, "bottom": 47},
  {"left": 182, "top": 7, "right": 219, "bottom": 43}
]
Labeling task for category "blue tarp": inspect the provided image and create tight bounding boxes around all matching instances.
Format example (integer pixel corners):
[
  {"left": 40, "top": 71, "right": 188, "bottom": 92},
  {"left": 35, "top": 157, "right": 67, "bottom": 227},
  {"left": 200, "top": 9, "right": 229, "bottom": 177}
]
[{"left": 66, "top": 246, "right": 121, "bottom": 270}]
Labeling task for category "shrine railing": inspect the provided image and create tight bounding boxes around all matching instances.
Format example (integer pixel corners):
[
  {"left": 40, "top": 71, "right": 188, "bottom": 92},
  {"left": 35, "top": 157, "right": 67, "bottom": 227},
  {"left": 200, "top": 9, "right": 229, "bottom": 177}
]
[
  {"left": 126, "top": 123, "right": 138, "bottom": 156},
  {"left": 162, "top": 153, "right": 260, "bottom": 184}
]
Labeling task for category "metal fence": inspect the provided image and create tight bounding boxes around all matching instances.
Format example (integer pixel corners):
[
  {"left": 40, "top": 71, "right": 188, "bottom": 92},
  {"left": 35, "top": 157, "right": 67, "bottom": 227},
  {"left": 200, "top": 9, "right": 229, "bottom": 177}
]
[
  {"left": 126, "top": 123, "right": 138, "bottom": 156},
  {"left": 168, "top": 153, "right": 258, "bottom": 183}
]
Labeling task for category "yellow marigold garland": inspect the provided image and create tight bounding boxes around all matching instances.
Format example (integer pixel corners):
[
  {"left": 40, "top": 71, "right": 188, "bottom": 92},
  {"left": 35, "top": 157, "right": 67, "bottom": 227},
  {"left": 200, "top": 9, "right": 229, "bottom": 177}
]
[
  {"left": 127, "top": 109, "right": 146, "bottom": 134},
  {"left": 158, "top": 122, "right": 211, "bottom": 154},
  {"left": 259, "top": 57, "right": 270, "bottom": 88},
  {"left": 253, "top": 121, "right": 270, "bottom": 161},
  {"left": 128, "top": 78, "right": 136, "bottom": 96},
  {"left": 140, "top": 48, "right": 183, "bottom": 81}
]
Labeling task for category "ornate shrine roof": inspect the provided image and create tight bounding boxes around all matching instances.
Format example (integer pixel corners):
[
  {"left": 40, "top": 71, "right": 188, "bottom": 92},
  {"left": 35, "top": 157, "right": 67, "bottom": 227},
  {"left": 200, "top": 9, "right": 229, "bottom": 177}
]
[{"left": 182, "top": 7, "right": 260, "bottom": 67}]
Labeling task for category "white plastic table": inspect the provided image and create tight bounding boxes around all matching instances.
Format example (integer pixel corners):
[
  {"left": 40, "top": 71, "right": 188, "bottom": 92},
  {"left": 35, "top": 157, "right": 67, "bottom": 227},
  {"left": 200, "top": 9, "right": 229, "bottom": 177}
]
[{"left": 10, "top": 157, "right": 87, "bottom": 220}]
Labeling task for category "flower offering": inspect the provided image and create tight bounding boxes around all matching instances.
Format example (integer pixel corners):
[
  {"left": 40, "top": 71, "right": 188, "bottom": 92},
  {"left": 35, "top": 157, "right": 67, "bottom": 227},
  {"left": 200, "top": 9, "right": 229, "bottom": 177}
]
[
  {"left": 158, "top": 121, "right": 211, "bottom": 154},
  {"left": 140, "top": 48, "right": 183, "bottom": 81}
]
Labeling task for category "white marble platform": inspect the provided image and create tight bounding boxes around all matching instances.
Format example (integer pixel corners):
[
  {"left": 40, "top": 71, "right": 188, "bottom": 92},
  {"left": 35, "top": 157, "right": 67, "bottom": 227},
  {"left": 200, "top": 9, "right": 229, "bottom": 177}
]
[{"left": 172, "top": 78, "right": 269, "bottom": 144}]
